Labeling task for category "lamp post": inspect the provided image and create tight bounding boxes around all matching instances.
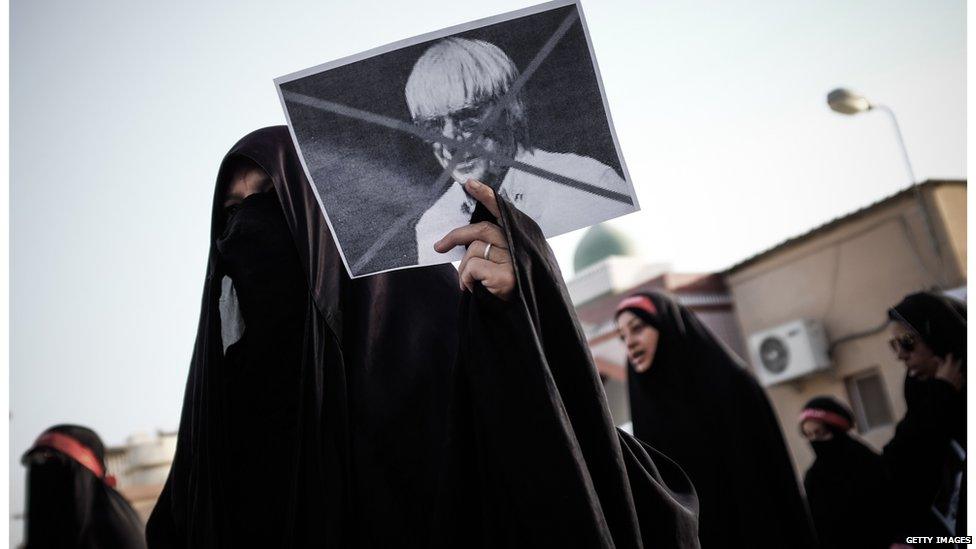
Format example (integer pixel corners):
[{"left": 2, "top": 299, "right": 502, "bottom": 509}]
[
  {"left": 826, "top": 87, "right": 943, "bottom": 287},
  {"left": 827, "top": 88, "right": 917, "bottom": 183}
]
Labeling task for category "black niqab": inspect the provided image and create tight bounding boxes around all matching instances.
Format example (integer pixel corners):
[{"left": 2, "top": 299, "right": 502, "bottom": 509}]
[
  {"left": 217, "top": 189, "right": 310, "bottom": 545},
  {"left": 620, "top": 292, "right": 817, "bottom": 548},
  {"left": 800, "top": 399, "right": 895, "bottom": 548},
  {"left": 23, "top": 424, "right": 146, "bottom": 549},
  {"left": 147, "top": 126, "right": 461, "bottom": 548}
]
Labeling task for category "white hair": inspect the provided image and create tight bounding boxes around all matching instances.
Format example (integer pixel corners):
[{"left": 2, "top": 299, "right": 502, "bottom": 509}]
[{"left": 405, "top": 38, "right": 522, "bottom": 120}]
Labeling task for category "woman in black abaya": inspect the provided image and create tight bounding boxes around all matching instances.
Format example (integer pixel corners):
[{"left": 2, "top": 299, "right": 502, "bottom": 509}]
[
  {"left": 22, "top": 424, "right": 146, "bottom": 549},
  {"left": 615, "top": 292, "right": 816, "bottom": 548},
  {"left": 147, "top": 126, "right": 700, "bottom": 548},
  {"left": 885, "top": 291, "right": 966, "bottom": 541},
  {"left": 799, "top": 397, "right": 895, "bottom": 548},
  {"left": 146, "top": 126, "right": 463, "bottom": 548}
]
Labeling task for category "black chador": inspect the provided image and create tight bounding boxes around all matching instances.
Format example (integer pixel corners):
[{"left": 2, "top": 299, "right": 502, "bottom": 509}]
[
  {"left": 885, "top": 292, "right": 967, "bottom": 542},
  {"left": 22, "top": 425, "right": 146, "bottom": 549},
  {"left": 147, "top": 126, "right": 700, "bottom": 548},
  {"left": 618, "top": 292, "right": 817, "bottom": 549},
  {"left": 801, "top": 397, "right": 895, "bottom": 548}
]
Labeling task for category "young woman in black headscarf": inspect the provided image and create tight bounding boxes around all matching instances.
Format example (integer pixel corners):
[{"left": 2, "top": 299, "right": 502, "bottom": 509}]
[
  {"left": 21, "top": 424, "right": 146, "bottom": 549},
  {"left": 799, "top": 396, "right": 895, "bottom": 548},
  {"left": 147, "top": 126, "right": 700, "bottom": 548},
  {"left": 885, "top": 291, "right": 967, "bottom": 542},
  {"left": 615, "top": 292, "right": 817, "bottom": 549}
]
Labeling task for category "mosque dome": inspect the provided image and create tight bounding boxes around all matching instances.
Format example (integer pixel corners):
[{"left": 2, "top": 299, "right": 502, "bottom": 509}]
[{"left": 572, "top": 223, "right": 637, "bottom": 273}]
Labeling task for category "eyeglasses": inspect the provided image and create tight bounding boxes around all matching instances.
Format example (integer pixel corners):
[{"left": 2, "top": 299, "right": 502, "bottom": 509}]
[
  {"left": 888, "top": 333, "right": 917, "bottom": 354},
  {"left": 414, "top": 101, "right": 496, "bottom": 139}
]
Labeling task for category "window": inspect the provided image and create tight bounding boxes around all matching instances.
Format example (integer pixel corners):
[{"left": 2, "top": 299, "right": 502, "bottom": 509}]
[{"left": 844, "top": 369, "right": 894, "bottom": 433}]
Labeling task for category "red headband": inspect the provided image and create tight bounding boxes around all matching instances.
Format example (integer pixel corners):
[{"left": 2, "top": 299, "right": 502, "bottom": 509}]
[
  {"left": 32, "top": 432, "right": 106, "bottom": 479},
  {"left": 616, "top": 295, "right": 657, "bottom": 317},
  {"left": 798, "top": 409, "right": 852, "bottom": 432}
]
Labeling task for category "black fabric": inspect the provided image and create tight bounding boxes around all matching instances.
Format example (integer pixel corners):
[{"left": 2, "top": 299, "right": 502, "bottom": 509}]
[
  {"left": 803, "top": 433, "right": 895, "bottom": 548},
  {"left": 433, "top": 200, "right": 699, "bottom": 549},
  {"left": 146, "top": 126, "right": 461, "bottom": 548},
  {"left": 884, "top": 292, "right": 967, "bottom": 542},
  {"left": 619, "top": 292, "right": 817, "bottom": 549},
  {"left": 148, "top": 125, "right": 700, "bottom": 548},
  {"left": 23, "top": 425, "right": 146, "bottom": 549},
  {"left": 217, "top": 189, "right": 310, "bottom": 547}
]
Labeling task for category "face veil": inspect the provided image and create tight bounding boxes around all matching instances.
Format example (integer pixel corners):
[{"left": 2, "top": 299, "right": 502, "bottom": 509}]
[{"left": 22, "top": 425, "right": 146, "bottom": 549}]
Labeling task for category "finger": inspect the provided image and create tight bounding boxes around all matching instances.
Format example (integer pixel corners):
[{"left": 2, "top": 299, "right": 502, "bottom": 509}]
[
  {"left": 458, "top": 255, "right": 486, "bottom": 293},
  {"left": 467, "top": 239, "right": 511, "bottom": 266},
  {"left": 457, "top": 241, "right": 483, "bottom": 289},
  {"left": 435, "top": 221, "right": 507, "bottom": 253},
  {"left": 465, "top": 179, "right": 501, "bottom": 218},
  {"left": 458, "top": 240, "right": 512, "bottom": 282},
  {"left": 460, "top": 257, "right": 514, "bottom": 298},
  {"left": 459, "top": 257, "right": 496, "bottom": 291}
]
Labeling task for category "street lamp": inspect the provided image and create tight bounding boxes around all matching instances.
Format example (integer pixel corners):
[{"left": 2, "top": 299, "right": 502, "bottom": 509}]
[
  {"left": 826, "top": 88, "right": 871, "bottom": 115},
  {"left": 826, "top": 87, "right": 943, "bottom": 286},
  {"left": 826, "top": 88, "right": 915, "bottom": 183}
]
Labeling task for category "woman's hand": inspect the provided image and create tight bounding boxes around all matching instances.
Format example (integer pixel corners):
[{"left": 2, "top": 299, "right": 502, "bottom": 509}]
[{"left": 434, "top": 179, "right": 516, "bottom": 301}]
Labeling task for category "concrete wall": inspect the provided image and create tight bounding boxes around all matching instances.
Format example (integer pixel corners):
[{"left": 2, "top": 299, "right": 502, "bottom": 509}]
[
  {"left": 725, "top": 183, "right": 966, "bottom": 479},
  {"left": 930, "top": 183, "right": 967, "bottom": 282}
]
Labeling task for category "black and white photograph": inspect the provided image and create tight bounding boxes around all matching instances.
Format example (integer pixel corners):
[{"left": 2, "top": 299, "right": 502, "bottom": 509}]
[{"left": 276, "top": 0, "right": 637, "bottom": 277}]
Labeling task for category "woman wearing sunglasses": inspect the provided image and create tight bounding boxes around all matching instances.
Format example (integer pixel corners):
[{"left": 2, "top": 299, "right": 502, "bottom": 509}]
[{"left": 884, "top": 291, "right": 966, "bottom": 544}]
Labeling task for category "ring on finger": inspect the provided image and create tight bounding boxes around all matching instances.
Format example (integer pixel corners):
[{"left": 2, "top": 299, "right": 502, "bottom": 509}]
[{"left": 483, "top": 242, "right": 493, "bottom": 261}]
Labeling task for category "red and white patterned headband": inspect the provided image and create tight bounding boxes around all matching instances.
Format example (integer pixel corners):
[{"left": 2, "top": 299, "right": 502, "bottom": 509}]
[
  {"left": 616, "top": 295, "right": 658, "bottom": 317},
  {"left": 31, "top": 432, "right": 107, "bottom": 479},
  {"left": 798, "top": 409, "right": 852, "bottom": 432}
]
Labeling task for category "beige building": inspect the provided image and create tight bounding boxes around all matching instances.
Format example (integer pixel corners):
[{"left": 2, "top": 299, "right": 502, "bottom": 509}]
[
  {"left": 724, "top": 179, "right": 966, "bottom": 477},
  {"left": 105, "top": 431, "right": 176, "bottom": 523}
]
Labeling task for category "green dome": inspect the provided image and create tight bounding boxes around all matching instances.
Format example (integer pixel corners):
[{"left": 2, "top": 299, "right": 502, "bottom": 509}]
[{"left": 573, "top": 223, "right": 636, "bottom": 273}]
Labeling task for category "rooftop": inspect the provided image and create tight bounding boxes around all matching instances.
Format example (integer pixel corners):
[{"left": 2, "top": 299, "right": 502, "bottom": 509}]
[{"left": 724, "top": 179, "right": 965, "bottom": 275}]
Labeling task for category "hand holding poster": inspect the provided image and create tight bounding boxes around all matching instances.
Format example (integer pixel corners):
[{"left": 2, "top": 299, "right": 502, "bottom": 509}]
[{"left": 276, "top": 0, "right": 637, "bottom": 277}]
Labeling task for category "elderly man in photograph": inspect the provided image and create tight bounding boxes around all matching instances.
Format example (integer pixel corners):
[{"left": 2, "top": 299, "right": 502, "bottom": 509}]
[{"left": 405, "top": 37, "right": 634, "bottom": 264}]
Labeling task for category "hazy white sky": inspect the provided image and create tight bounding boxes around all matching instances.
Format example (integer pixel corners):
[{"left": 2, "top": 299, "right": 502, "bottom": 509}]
[{"left": 9, "top": 0, "right": 966, "bottom": 537}]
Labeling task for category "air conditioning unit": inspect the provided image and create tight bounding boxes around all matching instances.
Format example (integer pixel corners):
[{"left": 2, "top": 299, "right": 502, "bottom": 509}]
[{"left": 747, "top": 319, "right": 830, "bottom": 386}]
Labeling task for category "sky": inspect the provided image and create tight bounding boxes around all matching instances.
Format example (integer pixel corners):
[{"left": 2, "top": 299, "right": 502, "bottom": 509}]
[{"left": 9, "top": 0, "right": 966, "bottom": 540}]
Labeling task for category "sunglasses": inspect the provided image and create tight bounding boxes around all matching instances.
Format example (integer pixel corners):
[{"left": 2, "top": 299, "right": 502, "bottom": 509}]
[
  {"left": 888, "top": 333, "right": 917, "bottom": 354},
  {"left": 413, "top": 100, "right": 503, "bottom": 138}
]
